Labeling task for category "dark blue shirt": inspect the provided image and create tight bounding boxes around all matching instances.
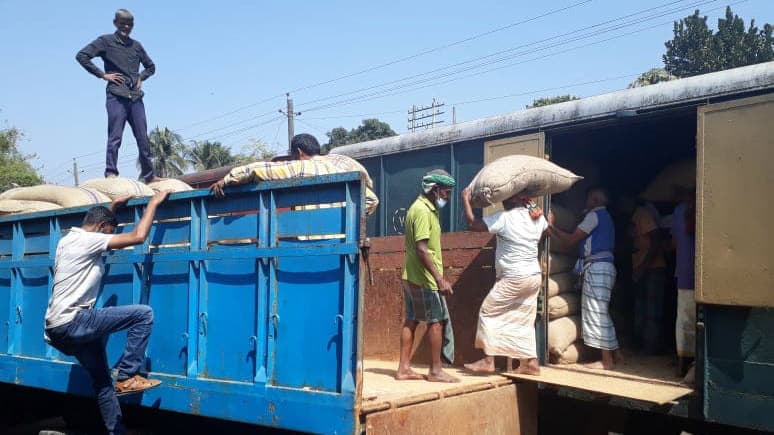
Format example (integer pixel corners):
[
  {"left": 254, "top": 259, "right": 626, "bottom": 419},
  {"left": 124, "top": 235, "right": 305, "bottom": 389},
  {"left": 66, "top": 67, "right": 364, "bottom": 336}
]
[{"left": 76, "top": 32, "right": 155, "bottom": 101}]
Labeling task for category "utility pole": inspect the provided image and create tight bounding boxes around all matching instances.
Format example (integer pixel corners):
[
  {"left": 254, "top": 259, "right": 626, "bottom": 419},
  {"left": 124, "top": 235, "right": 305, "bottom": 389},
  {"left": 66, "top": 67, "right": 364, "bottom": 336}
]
[
  {"left": 279, "top": 93, "right": 302, "bottom": 155},
  {"left": 452, "top": 106, "right": 457, "bottom": 125},
  {"left": 407, "top": 98, "right": 445, "bottom": 132},
  {"left": 72, "top": 158, "right": 79, "bottom": 186}
]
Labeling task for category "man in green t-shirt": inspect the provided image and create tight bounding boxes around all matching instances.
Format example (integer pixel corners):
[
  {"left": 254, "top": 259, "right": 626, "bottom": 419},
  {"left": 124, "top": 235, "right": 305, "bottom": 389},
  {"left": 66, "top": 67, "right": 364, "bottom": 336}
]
[{"left": 396, "top": 169, "right": 459, "bottom": 383}]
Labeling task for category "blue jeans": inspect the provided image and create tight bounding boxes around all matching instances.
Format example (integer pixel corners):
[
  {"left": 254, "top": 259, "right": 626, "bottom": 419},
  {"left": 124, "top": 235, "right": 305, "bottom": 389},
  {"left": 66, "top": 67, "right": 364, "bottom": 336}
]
[
  {"left": 106, "top": 93, "right": 155, "bottom": 182},
  {"left": 634, "top": 268, "right": 666, "bottom": 353},
  {"left": 47, "top": 305, "right": 154, "bottom": 435}
]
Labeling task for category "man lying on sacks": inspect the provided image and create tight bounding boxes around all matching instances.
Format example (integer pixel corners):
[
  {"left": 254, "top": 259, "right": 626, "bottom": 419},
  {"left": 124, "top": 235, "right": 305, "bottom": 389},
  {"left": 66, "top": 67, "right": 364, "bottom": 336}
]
[
  {"left": 550, "top": 187, "right": 623, "bottom": 370},
  {"left": 210, "top": 133, "right": 379, "bottom": 216}
]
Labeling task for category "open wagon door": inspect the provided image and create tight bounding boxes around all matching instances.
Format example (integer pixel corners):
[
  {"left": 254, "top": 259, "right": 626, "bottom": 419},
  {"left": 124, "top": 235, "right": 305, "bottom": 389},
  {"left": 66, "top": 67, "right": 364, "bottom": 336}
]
[
  {"left": 695, "top": 93, "right": 774, "bottom": 431},
  {"left": 695, "top": 93, "right": 774, "bottom": 308},
  {"left": 489, "top": 132, "right": 695, "bottom": 405}
]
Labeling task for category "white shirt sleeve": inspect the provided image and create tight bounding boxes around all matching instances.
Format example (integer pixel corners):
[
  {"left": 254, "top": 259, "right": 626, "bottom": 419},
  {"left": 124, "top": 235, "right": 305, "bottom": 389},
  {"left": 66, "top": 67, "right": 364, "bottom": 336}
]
[
  {"left": 483, "top": 211, "right": 504, "bottom": 235},
  {"left": 577, "top": 211, "right": 598, "bottom": 235},
  {"left": 537, "top": 214, "right": 549, "bottom": 234},
  {"left": 80, "top": 231, "right": 114, "bottom": 255}
]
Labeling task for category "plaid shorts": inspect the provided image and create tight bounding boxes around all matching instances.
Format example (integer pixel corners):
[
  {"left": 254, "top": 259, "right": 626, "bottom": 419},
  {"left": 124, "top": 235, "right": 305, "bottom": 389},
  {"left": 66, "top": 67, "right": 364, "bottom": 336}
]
[{"left": 402, "top": 281, "right": 449, "bottom": 323}]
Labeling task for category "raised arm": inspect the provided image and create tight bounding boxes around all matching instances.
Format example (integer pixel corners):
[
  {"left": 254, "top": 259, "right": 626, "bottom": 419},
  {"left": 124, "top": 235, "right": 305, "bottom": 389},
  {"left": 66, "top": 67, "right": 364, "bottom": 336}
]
[
  {"left": 108, "top": 190, "right": 171, "bottom": 249},
  {"left": 461, "top": 187, "right": 488, "bottom": 232}
]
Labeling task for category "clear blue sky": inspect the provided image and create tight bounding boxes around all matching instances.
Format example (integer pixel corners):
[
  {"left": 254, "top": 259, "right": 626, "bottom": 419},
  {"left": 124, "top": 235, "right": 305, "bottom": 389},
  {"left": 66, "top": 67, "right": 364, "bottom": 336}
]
[{"left": 1, "top": 0, "right": 771, "bottom": 185}]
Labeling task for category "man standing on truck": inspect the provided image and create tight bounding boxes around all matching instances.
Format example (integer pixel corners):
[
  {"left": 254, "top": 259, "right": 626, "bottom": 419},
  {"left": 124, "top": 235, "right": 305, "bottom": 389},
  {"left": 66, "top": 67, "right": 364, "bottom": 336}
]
[
  {"left": 549, "top": 187, "right": 621, "bottom": 370},
  {"left": 460, "top": 188, "right": 551, "bottom": 375},
  {"left": 44, "top": 190, "right": 171, "bottom": 435},
  {"left": 395, "top": 169, "right": 459, "bottom": 383},
  {"left": 76, "top": 9, "right": 162, "bottom": 183},
  {"left": 210, "top": 133, "right": 379, "bottom": 215}
]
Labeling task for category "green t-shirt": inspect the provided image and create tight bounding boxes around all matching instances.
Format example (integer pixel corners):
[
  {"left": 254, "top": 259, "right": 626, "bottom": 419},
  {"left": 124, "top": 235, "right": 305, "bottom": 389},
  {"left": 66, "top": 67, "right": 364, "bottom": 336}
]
[{"left": 402, "top": 195, "right": 443, "bottom": 290}]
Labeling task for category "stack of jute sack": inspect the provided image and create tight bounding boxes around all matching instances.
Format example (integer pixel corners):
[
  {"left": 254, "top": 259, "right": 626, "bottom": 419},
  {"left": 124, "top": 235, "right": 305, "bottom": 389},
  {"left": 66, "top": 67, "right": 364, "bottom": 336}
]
[
  {"left": 0, "top": 177, "right": 194, "bottom": 217},
  {"left": 545, "top": 203, "right": 588, "bottom": 365}
]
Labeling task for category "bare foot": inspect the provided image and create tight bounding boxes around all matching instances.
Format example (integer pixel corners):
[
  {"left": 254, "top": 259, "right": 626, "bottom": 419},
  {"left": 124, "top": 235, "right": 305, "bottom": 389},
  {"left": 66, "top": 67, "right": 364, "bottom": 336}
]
[
  {"left": 464, "top": 358, "right": 496, "bottom": 374},
  {"left": 584, "top": 360, "right": 614, "bottom": 370},
  {"left": 614, "top": 350, "right": 625, "bottom": 365},
  {"left": 514, "top": 359, "right": 540, "bottom": 375},
  {"left": 427, "top": 370, "right": 460, "bottom": 383},
  {"left": 395, "top": 369, "right": 425, "bottom": 380}
]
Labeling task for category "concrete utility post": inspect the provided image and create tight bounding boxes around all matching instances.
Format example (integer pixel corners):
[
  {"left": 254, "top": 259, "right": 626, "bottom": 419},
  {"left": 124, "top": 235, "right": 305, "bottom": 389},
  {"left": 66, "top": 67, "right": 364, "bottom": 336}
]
[
  {"left": 280, "top": 93, "right": 302, "bottom": 155},
  {"left": 72, "top": 158, "right": 79, "bottom": 186}
]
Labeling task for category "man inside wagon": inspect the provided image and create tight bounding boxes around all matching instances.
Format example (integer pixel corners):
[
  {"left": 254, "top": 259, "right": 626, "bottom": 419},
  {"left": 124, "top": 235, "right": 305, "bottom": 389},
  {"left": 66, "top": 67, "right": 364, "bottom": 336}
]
[{"left": 549, "top": 187, "right": 622, "bottom": 370}]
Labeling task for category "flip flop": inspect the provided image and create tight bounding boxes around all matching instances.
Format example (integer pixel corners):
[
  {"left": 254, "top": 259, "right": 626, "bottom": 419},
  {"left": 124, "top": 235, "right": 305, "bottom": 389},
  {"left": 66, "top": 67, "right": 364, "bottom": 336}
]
[{"left": 115, "top": 375, "right": 161, "bottom": 396}]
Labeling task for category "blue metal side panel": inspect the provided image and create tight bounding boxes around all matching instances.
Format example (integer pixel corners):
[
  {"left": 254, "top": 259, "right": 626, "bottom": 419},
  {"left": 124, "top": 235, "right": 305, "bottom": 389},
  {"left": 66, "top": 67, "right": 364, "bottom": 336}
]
[
  {"left": 18, "top": 266, "right": 49, "bottom": 358},
  {"left": 703, "top": 305, "right": 774, "bottom": 432},
  {"left": 274, "top": 254, "right": 343, "bottom": 391},
  {"left": 99, "top": 262, "right": 137, "bottom": 365},
  {"left": 0, "top": 173, "right": 363, "bottom": 435},
  {"left": 203, "top": 258, "right": 259, "bottom": 382},
  {"left": 146, "top": 260, "right": 192, "bottom": 377},
  {"left": 0, "top": 268, "right": 9, "bottom": 353}
]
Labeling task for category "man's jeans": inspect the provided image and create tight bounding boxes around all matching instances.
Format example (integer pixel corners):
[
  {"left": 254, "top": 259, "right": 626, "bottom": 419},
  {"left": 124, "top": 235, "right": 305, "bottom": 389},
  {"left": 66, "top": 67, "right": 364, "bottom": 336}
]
[
  {"left": 633, "top": 268, "right": 667, "bottom": 354},
  {"left": 106, "top": 93, "right": 155, "bottom": 182},
  {"left": 47, "top": 305, "right": 154, "bottom": 435}
]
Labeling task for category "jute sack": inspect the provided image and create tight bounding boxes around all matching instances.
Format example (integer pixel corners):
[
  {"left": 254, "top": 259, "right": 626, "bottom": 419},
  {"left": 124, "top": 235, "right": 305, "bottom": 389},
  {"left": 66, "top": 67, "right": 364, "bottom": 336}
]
[
  {"left": 148, "top": 178, "right": 193, "bottom": 193},
  {"left": 548, "top": 315, "right": 581, "bottom": 357},
  {"left": 0, "top": 185, "right": 110, "bottom": 208},
  {"left": 468, "top": 155, "right": 582, "bottom": 208},
  {"left": 549, "top": 341, "right": 589, "bottom": 365},
  {"left": 545, "top": 252, "right": 577, "bottom": 274},
  {"left": 548, "top": 293, "right": 581, "bottom": 320},
  {"left": 81, "top": 177, "right": 154, "bottom": 200},
  {"left": 641, "top": 159, "right": 695, "bottom": 202},
  {"left": 0, "top": 199, "right": 62, "bottom": 216},
  {"left": 547, "top": 272, "right": 577, "bottom": 298},
  {"left": 550, "top": 203, "right": 580, "bottom": 232}
]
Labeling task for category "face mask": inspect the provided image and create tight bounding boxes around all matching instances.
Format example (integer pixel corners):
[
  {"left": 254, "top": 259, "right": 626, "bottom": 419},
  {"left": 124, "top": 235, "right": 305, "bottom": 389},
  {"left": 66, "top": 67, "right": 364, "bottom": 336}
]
[{"left": 434, "top": 198, "right": 448, "bottom": 209}]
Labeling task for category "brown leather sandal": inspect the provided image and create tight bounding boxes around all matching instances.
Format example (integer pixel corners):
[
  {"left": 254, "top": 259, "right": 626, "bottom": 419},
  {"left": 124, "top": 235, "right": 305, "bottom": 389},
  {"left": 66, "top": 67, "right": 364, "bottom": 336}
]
[{"left": 115, "top": 375, "right": 161, "bottom": 396}]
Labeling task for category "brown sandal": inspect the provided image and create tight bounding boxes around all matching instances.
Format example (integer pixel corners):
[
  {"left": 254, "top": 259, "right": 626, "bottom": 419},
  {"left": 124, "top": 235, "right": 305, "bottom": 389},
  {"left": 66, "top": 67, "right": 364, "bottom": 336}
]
[{"left": 115, "top": 375, "right": 161, "bottom": 396}]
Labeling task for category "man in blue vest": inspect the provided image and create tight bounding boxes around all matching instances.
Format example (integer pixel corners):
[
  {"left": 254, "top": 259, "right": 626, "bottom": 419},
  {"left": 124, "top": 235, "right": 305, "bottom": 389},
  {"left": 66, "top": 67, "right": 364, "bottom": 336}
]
[{"left": 550, "top": 187, "right": 621, "bottom": 369}]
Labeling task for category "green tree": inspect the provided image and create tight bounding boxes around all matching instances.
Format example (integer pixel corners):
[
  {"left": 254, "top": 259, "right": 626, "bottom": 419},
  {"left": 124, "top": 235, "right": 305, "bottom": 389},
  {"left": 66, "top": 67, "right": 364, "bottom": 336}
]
[
  {"left": 324, "top": 119, "right": 396, "bottom": 153},
  {"left": 145, "top": 127, "right": 188, "bottom": 177},
  {"left": 235, "top": 138, "right": 277, "bottom": 163},
  {"left": 664, "top": 7, "right": 773, "bottom": 78},
  {"left": 0, "top": 127, "right": 43, "bottom": 191},
  {"left": 186, "top": 140, "right": 237, "bottom": 171},
  {"left": 526, "top": 95, "right": 579, "bottom": 109},
  {"left": 628, "top": 68, "right": 678, "bottom": 88}
]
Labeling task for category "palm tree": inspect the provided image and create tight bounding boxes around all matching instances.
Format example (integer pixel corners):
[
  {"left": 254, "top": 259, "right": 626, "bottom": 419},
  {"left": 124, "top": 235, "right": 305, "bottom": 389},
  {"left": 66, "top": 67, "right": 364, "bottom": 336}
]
[
  {"left": 144, "top": 127, "right": 188, "bottom": 177},
  {"left": 186, "top": 140, "right": 237, "bottom": 171}
]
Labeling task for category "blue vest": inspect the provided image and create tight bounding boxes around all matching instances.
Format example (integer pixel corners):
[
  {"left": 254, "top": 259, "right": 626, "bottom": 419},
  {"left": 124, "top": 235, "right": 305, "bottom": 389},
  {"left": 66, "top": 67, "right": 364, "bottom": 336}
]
[{"left": 580, "top": 208, "right": 615, "bottom": 263}]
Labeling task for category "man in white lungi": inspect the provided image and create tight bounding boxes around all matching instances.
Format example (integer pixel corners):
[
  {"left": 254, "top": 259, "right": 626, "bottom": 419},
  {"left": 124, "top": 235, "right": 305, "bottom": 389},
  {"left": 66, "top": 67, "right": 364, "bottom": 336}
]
[
  {"left": 550, "top": 187, "right": 621, "bottom": 370},
  {"left": 461, "top": 188, "right": 550, "bottom": 375}
]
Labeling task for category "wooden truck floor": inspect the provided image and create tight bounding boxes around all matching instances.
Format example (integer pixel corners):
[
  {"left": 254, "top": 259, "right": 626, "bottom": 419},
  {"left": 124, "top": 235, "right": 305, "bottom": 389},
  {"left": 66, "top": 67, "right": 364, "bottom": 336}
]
[{"left": 359, "top": 359, "right": 537, "bottom": 435}]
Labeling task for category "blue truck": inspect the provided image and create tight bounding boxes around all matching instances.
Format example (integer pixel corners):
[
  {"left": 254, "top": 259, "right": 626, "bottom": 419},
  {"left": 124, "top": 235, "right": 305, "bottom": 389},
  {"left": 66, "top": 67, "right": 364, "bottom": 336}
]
[{"left": 0, "top": 172, "right": 533, "bottom": 434}]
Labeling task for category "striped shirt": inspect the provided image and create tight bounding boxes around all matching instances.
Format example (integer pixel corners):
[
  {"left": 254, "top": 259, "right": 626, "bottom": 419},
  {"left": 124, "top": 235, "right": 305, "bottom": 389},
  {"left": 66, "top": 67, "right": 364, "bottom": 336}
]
[{"left": 222, "top": 154, "right": 379, "bottom": 215}]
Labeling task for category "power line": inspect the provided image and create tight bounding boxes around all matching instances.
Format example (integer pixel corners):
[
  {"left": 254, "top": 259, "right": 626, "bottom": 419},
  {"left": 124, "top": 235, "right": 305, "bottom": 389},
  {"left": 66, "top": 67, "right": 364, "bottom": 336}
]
[
  {"left": 298, "top": 0, "right": 721, "bottom": 114},
  {"left": 296, "top": 0, "right": 714, "bottom": 113},
  {"left": 287, "top": 0, "right": 593, "bottom": 95},
  {"left": 161, "top": 1, "right": 590, "bottom": 137}
]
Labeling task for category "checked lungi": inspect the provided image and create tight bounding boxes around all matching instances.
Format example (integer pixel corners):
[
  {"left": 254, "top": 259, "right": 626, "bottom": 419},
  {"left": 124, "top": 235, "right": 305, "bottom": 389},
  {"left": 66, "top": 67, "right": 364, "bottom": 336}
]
[{"left": 580, "top": 261, "right": 619, "bottom": 351}]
